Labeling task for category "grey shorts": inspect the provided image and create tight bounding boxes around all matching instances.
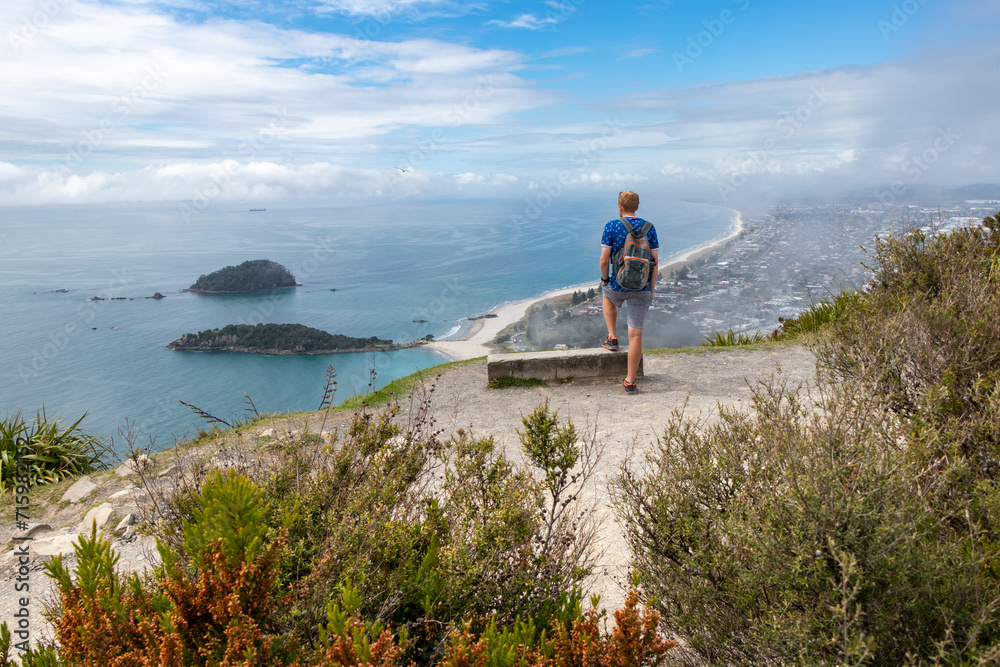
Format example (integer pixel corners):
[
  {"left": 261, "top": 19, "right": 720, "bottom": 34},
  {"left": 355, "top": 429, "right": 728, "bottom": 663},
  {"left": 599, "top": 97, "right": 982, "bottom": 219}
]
[{"left": 602, "top": 285, "right": 653, "bottom": 329}]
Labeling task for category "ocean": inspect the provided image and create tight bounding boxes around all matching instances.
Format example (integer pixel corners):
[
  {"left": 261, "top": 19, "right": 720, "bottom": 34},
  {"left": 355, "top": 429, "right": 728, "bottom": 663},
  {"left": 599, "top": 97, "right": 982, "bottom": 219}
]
[{"left": 0, "top": 196, "right": 734, "bottom": 452}]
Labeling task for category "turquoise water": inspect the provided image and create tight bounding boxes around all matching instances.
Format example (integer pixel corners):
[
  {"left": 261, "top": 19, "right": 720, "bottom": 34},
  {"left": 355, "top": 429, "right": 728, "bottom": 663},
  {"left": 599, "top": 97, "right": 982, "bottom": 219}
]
[{"left": 0, "top": 196, "right": 734, "bottom": 451}]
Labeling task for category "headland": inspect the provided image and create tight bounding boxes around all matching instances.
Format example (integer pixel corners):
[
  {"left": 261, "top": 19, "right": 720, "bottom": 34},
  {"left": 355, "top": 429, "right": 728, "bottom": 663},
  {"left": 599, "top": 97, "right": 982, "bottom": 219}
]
[{"left": 426, "top": 211, "right": 744, "bottom": 361}]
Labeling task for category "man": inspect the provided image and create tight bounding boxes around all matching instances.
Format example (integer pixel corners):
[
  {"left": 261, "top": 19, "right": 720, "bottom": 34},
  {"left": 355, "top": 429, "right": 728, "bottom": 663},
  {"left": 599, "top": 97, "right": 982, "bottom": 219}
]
[{"left": 599, "top": 190, "right": 659, "bottom": 394}]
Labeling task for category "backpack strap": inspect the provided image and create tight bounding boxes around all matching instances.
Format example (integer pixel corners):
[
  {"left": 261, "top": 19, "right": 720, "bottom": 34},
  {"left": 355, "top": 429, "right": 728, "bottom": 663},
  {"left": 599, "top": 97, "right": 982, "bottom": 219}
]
[
  {"left": 637, "top": 221, "right": 653, "bottom": 243},
  {"left": 619, "top": 217, "right": 653, "bottom": 238},
  {"left": 612, "top": 218, "right": 631, "bottom": 278},
  {"left": 637, "top": 221, "right": 655, "bottom": 267}
]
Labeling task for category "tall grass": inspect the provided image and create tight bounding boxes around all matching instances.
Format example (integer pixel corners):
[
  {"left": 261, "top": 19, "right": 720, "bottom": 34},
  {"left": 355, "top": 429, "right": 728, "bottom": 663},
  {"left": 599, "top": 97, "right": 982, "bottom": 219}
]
[
  {"left": 1, "top": 411, "right": 109, "bottom": 491},
  {"left": 701, "top": 328, "right": 766, "bottom": 347},
  {"left": 771, "top": 288, "right": 863, "bottom": 340}
]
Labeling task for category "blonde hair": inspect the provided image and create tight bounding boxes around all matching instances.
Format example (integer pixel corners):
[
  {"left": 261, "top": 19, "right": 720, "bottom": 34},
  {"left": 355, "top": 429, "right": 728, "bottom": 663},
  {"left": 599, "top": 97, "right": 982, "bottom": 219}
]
[{"left": 618, "top": 190, "right": 639, "bottom": 213}]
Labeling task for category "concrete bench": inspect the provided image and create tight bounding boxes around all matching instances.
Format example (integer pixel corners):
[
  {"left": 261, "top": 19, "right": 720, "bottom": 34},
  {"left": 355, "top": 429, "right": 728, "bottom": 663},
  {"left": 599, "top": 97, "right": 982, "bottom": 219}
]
[{"left": 487, "top": 347, "right": 642, "bottom": 382}]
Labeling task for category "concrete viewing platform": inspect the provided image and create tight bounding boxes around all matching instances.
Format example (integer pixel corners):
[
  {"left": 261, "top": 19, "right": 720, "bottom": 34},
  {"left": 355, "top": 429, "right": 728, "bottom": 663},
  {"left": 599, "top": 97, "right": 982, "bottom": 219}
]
[{"left": 487, "top": 347, "right": 642, "bottom": 382}]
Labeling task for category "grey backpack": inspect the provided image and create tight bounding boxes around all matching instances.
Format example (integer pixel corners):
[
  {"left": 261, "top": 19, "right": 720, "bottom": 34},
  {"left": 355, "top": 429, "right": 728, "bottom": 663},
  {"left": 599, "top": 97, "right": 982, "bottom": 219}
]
[{"left": 613, "top": 217, "right": 654, "bottom": 290}]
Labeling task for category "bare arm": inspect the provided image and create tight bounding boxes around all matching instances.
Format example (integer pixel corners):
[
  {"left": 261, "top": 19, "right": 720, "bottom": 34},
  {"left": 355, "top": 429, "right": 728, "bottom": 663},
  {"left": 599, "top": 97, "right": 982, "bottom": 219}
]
[
  {"left": 600, "top": 245, "right": 612, "bottom": 281},
  {"left": 650, "top": 248, "right": 658, "bottom": 295}
]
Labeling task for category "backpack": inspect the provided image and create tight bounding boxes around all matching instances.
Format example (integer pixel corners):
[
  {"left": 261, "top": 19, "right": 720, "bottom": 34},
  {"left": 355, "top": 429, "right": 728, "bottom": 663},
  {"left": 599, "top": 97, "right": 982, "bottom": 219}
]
[{"left": 612, "top": 217, "right": 655, "bottom": 290}]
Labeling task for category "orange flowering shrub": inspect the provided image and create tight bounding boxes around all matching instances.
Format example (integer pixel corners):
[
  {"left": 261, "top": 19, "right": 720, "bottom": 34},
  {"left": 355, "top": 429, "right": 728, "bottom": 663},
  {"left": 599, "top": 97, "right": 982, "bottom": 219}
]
[{"left": 439, "top": 590, "right": 674, "bottom": 667}]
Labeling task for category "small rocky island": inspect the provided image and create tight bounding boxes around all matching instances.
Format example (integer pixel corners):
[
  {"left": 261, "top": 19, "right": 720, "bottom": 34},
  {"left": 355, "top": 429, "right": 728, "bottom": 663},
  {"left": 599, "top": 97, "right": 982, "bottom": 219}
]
[
  {"left": 167, "top": 323, "right": 425, "bottom": 354},
  {"left": 188, "top": 259, "right": 300, "bottom": 294}
]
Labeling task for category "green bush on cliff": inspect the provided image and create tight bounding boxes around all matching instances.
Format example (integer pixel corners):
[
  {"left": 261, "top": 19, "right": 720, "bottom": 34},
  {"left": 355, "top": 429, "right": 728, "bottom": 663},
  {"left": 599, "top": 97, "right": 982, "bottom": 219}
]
[
  {"left": 613, "top": 212, "right": 1000, "bottom": 665},
  {"left": 769, "top": 287, "right": 863, "bottom": 341},
  {"left": 1, "top": 411, "right": 108, "bottom": 491},
  {"left": 3, "top": 400, "right": 674, "bottom": 667},
  {"left": 265, "top": 399, "right": 603, "bottom": 663}
]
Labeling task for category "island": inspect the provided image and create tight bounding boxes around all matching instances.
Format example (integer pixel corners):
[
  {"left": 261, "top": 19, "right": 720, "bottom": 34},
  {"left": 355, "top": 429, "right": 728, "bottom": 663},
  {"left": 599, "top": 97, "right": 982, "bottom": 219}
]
[
  {"left": 166, "top": 323, "right": 426, "bottom": 355},
  {"left": 188, "top": 259, "right": 300, "bottom": 294}
]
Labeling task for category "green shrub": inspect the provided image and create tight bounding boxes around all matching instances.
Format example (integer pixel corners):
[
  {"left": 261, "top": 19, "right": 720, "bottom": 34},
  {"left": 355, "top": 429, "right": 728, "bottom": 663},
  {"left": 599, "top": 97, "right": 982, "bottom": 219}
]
[
  {"left": 770, "top": 288, "right": 863, "bottom": 340},
  {"left": 11, "top": 399, "right": 666, "bottom": 666},
  {"left": 285, "top": 401, "right": 600, "bottom": 663},
  {"left": 614, "top": 213, "right": 1000, "bottom": 665},
  {"left": 173, "top": 469, "right": 272, "bottom": 571},
  {"left": 701, "top": 328, "right": 766, "bottom": 347},
  {"left": 10, "top": 473, "right": 291, "bottom": 666},
  {"left": 821, "top": 216, "right": 1000, "bottom": 408},
  {"left": 613, "top": 378, "right": 1000, "bottom": 665},
  {"left": 0, "top": 411, "right": 108, "bottom": 491},
  {"left": 142, "top": 397, "right": 602, "bottom": 664},
  {"left": 819, "top": 214, "right": 1000, "bottom": 472}
]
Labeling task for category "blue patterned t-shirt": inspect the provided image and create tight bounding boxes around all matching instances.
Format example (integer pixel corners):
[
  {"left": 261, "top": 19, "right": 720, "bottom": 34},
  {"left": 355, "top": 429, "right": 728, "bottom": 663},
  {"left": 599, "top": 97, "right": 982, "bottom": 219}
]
[{"left": 601, "top": 217, "right": 659, "bottom": 292}]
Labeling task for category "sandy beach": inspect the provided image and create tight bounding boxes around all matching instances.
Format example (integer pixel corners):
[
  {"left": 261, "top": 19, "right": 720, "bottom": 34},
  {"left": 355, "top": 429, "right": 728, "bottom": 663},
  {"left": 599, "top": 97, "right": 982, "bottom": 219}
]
[{"left": 426, "top": 210, "right": 744, "bottom": 361}]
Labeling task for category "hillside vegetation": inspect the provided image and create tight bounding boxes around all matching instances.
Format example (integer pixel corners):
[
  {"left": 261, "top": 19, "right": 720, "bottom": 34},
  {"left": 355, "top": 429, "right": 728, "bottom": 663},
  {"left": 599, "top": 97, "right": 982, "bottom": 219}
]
[
  {"left": 615, "top": 212, "right": 1000, "bottom": 665},
  {"left": 167, "top": 323, "right": 395, "bottom": 353},
  {"left": 189, "top": 259, "right": 297, "bottom": 293},
  {"left": 3, "top": 213, "right": 1000, "bottom": 666}
]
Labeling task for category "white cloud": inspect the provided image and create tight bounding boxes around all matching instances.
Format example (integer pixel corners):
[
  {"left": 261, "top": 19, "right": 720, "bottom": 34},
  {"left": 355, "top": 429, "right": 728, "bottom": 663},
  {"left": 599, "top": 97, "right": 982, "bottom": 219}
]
[
  {"left": 538, "top": 46, "right": 589, "bottom": 58},
  {"left": 308, "top": 0, "right": 449, "bottom": 17},
  {"left": 624, "top": 47, "right": 656, "bottom": 58},
  {"left": 0, "top": 0, "right": 541, "bottom": 174},
  {"left": 2, "top": 0, "right": 998, "bottom": 206},
  {"left": 454, "top": 172, "right": 485, "bottom": 184},
  {"left": 488, "top": 14, "right": 559, "bottom": 29},
  {"left": 0, "top": 160, "right": 524, "bottom": 204},
  {"left": 591, "top": 42, "right": 1000, "bottom": 193}
]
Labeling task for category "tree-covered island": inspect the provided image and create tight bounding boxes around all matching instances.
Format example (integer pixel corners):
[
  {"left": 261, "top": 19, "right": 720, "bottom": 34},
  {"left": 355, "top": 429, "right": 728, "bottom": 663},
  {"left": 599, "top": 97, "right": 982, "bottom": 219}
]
[
  {"left": 188, "top": 259, "right": 299, "bottom": 293},
  {"left": 167, "top": 323, "right": 425, "bottom": 354}
]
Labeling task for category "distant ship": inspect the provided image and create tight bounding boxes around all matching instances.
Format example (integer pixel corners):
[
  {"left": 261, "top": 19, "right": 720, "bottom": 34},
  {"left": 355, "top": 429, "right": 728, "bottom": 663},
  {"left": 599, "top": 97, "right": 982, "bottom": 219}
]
[{"left": 249, "top": 208, "right": 266, "bottom": 212}]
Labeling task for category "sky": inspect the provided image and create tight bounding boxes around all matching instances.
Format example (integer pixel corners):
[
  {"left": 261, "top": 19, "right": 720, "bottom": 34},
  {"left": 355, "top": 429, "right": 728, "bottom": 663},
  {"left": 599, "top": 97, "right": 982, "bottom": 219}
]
[{"left": 1, "top": 0, "right": 999, "bottom": 206}]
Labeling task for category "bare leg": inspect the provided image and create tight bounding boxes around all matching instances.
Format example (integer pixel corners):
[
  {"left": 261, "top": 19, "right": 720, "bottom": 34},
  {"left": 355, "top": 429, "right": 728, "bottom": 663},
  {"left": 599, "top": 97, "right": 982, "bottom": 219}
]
[
  {"left": 626, "top": 326, "right": 643, "bottom": 383},
  {"left": 602, "top": 296, "right": 618, "bottom": 340}
]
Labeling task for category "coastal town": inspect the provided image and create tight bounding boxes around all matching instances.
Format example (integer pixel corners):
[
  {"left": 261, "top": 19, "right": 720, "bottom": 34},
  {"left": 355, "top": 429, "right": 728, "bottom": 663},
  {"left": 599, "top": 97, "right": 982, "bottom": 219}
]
[{"left": 503, "top": 199, "right": 999, "bottom": 352}]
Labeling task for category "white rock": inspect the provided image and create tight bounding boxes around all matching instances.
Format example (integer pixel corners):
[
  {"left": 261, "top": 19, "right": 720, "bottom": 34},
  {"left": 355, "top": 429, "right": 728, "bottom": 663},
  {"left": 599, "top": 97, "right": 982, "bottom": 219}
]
[
  {"left": 116, "top": 454, "right": 153, "bottom": 477},
  {"left": 115, "top": 513, "right": 137, "bottom": 531},
  {"left": 33, "top": 533, "right": 81, "bottom": 557},
  {"left": 259, "top": 428, "right": 275, "bottom": 438},
  {"left": 22, "top": 523, "right": 53, "bottom": 538},
  {"left": 61, "top": 476, "right": 97, "bottom": 503},
  {"left": 79, "top": 503, "right": 114, "bottom": 532},
  {"left": 109, "top": 487, "right": 139, "bottom": 499}
]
